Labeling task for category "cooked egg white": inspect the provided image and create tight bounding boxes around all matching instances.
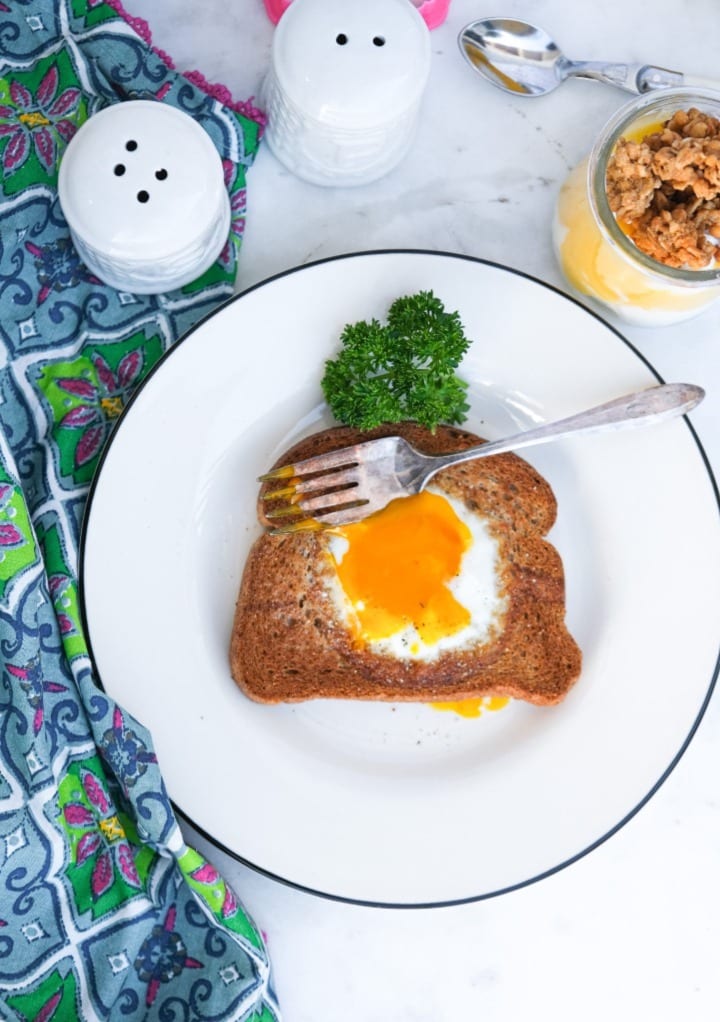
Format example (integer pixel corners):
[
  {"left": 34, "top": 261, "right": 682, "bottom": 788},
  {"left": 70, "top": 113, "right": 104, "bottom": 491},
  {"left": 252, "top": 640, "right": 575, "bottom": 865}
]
[{"left": 325, "top": 486, "right": 507, "bottom": 661}]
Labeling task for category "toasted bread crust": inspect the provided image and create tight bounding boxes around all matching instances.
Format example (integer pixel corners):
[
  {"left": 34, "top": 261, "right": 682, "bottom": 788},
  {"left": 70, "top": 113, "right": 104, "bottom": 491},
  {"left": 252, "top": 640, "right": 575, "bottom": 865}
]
[{"left": 230, "top": 423, "right": 582, "bottom": 705}]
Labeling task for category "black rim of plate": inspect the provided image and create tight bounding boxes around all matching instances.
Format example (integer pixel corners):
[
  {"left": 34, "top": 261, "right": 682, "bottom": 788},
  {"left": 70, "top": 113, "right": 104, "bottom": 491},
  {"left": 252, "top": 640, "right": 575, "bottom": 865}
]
[{"left": 78, "top": 249, "right": 720, "bottom": 909}]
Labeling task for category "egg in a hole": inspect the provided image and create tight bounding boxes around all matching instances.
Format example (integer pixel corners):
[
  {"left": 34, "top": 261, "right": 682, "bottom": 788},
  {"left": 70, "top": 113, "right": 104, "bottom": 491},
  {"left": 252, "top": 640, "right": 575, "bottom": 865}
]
[{"left": 230, "top": 422, "right": 582, "bottom": 707}]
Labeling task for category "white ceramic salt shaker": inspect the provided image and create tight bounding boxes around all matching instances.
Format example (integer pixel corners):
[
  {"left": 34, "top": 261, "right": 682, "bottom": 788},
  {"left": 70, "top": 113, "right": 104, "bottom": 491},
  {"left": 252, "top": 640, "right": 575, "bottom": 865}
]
[
  {"left": 262, "top": 0, "right": 431, "bottom": 186},
  {"left": 58, "top": 100, "right": 230, "bottom": 294}
]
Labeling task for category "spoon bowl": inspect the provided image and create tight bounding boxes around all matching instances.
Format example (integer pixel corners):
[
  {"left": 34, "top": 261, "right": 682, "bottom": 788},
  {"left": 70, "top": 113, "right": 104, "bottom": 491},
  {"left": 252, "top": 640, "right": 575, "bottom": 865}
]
[
  {"left": 459, "top": 18, "right": 567, "bottom": 96},
  {"left": 457, "top": 17, "right": 712, "bottom": 97}
]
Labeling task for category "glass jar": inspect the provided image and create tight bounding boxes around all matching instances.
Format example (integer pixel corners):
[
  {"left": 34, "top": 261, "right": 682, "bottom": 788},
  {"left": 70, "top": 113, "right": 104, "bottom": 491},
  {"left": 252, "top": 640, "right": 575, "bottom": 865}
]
[{"left": 554, "top": 88, "right": 720, "bottom": 327}]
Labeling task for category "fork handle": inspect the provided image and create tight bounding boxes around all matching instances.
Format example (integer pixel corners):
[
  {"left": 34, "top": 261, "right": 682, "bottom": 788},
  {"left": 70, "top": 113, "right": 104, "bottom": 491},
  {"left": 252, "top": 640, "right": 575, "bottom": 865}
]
[{"left": 423, "top": 383, "right": 704, "bottom": 483}]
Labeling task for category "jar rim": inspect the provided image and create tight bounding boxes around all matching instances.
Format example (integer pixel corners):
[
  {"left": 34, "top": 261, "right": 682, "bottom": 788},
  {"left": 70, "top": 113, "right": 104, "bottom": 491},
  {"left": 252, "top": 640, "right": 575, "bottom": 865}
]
[{"left": 588, "top": 87, "right": 720, "bottom": 287}]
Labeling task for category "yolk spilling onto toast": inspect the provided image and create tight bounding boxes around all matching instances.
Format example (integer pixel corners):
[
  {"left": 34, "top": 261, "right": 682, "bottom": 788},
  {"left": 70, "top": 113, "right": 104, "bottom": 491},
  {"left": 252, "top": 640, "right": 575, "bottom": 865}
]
[{"left": 333, "top": 490, "right": 472, "bottom": 645}]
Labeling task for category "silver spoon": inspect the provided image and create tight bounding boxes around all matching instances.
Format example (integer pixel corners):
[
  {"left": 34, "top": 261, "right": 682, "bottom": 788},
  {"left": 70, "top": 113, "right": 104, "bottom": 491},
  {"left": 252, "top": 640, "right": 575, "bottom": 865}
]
[{"left": 458, "top": 17, "right": 718, "bottom": 97}]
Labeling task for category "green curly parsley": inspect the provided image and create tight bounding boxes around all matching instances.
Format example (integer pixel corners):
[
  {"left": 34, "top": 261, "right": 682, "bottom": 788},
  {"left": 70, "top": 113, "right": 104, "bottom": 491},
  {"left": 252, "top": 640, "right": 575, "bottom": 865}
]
[{"left": 320, "top": 291, "right": 471, "bottom": 432}]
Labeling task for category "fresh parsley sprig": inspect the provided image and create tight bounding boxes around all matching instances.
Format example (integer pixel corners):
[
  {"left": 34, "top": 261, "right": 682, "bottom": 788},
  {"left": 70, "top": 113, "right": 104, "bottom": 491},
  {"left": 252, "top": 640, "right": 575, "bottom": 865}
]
[{"left": 321, "top": 291, "right": 471, "bottom": 431}]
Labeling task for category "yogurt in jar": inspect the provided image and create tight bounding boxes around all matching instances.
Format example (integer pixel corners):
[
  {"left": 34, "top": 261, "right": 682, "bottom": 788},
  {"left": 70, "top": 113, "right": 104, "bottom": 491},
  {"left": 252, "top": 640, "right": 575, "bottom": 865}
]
[{"left": 554, "top": 89, "right": 720, "bottom": 327}]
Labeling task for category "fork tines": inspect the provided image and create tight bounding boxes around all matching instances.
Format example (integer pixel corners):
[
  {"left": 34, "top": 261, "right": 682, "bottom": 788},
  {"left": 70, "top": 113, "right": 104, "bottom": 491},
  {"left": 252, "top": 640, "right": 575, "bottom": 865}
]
[
  {"left": 258, "top": 444, "right": 362, "bottom": 483},
  {"left": 258, "top": 447, "right": 367, "bottom": 534}
]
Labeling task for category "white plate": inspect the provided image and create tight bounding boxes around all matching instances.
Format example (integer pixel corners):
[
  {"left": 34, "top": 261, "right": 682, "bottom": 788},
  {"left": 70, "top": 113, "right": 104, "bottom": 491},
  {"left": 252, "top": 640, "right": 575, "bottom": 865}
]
[{"left": 80, "top": 251, "right": 720, "bottom": 906}]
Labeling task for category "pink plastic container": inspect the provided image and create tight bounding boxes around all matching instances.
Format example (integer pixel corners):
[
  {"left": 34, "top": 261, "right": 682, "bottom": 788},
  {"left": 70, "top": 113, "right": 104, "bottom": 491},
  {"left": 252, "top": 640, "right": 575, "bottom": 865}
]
[{"left": 263, "top": 0, "right": 450, "bottom": 30}]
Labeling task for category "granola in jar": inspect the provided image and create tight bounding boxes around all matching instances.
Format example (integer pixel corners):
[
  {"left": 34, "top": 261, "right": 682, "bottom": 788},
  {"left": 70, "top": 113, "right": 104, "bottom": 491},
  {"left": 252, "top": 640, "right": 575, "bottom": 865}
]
[{"left": 554, "top": 89, "right": 720, "bottom": 327}]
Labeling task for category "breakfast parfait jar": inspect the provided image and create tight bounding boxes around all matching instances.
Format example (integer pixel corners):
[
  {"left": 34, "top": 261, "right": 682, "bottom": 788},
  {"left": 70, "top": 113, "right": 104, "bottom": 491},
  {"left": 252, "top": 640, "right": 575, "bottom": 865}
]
[{"left": 554, "top": 88, "right": 720, "bottom": 327}]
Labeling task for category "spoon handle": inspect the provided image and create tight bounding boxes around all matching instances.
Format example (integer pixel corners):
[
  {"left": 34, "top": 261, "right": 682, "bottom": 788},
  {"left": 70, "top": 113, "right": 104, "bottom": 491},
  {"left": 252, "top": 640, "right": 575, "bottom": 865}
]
[
  {"left": 678, "top": 73, "right": 720, "bottom": 90},
  {"left": 565, "top": 60, "right": 652, "bottom": 94},
  {"left": 579, "top": 63, "right": 720, "bottom": 95},
  {"left": 636, "top": 66, "right": 720, "bottom": 93}
]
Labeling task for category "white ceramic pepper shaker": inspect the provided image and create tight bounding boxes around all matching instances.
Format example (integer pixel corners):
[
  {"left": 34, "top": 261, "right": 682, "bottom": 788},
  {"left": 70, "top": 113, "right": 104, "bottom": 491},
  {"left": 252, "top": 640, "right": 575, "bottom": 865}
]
[
  {"left": 262, "top": 0, "right": 431, "bottom": 186},
  {"left": 58, "top": 100, "right": 230, "bottom": 294}
]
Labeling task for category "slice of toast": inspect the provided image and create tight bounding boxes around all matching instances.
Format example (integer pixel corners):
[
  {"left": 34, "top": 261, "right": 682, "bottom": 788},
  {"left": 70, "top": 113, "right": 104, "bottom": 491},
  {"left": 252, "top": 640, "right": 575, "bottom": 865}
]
[{"left": 230, "top": 422, "right": 582, "bottom": 705}]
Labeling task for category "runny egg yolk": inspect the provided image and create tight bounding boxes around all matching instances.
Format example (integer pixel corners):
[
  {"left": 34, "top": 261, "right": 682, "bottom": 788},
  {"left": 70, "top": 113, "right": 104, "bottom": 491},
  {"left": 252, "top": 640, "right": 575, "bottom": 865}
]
[
  {"left": 432, "top": 695, "right": 509, "bottom": 718},
  {"left": 332, "top": 490, "right": 472, "bottom": 645}
]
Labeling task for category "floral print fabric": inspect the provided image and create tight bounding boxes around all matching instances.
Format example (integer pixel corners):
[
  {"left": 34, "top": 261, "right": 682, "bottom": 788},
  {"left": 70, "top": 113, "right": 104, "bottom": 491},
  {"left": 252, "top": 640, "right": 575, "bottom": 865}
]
[{"left": 0, "top": 2, "right": 279, "bottom": 1019}]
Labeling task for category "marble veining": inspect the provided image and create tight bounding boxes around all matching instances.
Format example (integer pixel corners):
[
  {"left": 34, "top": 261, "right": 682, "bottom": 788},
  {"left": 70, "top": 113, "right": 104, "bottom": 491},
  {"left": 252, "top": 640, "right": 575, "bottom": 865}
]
[{"left": 121, "top": 1, "right": 720, "bottom": 1019}]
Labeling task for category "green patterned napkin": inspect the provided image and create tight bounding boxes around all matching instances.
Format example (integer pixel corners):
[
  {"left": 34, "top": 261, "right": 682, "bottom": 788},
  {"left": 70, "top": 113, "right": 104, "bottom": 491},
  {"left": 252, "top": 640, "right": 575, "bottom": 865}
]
[{"left": 0, "top": 2, "right": 279, "bottom": 1019}]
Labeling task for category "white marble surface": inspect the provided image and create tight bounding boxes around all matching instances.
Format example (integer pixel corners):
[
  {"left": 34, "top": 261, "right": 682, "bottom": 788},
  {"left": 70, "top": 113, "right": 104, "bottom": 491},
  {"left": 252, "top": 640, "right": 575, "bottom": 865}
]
[{"left": 126, "top": 1, "right": 720, "bottom": 1019}]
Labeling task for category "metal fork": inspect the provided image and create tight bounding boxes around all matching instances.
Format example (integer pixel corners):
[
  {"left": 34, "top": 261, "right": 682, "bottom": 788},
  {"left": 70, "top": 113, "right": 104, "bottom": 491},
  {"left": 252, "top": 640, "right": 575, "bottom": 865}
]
[{"left": 260, "top": 382, "right": 704, "bottom": 533}]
